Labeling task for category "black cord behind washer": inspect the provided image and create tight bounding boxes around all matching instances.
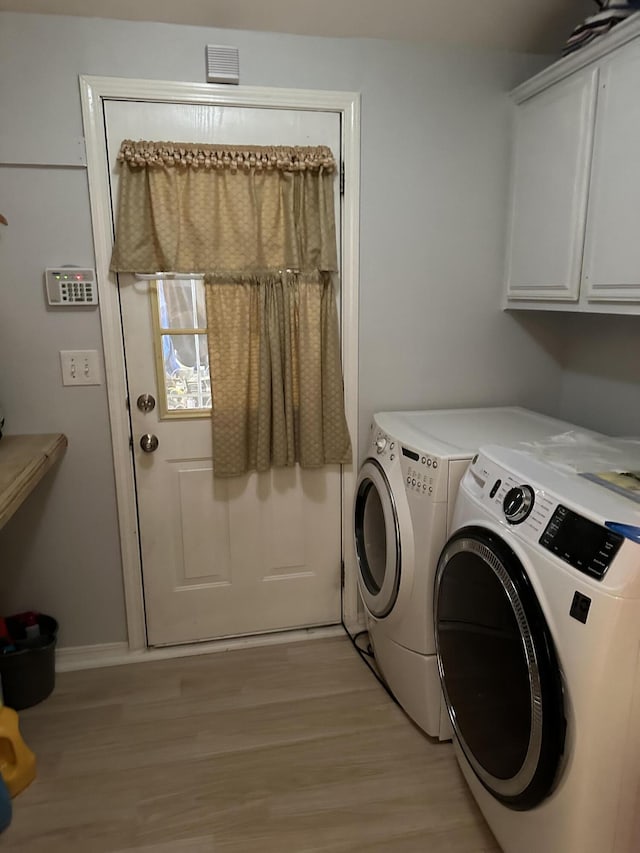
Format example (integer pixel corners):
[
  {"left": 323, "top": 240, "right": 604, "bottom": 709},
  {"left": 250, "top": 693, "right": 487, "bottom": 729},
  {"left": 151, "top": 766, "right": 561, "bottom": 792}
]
[{"left": 341, "top": 620, "right": 401, "bottom": 707}]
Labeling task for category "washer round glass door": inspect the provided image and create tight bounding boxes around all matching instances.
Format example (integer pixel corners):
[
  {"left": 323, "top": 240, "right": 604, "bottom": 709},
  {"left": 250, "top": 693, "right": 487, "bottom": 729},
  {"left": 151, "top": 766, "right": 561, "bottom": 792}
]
[
  {"left": 435, "top": 526, "right": 565, "bottom": 811},
  {"left": 354, "top": 459, "right": 400, "bottom": 618}
]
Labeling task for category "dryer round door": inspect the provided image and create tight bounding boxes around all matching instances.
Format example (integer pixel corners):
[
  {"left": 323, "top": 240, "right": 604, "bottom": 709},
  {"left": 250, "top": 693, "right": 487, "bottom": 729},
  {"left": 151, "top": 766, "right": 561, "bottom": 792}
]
[
  {"left": 354, "top": 459, "right": 401, "bottom": 618},
  {"left": 434, "top": 526, "right": 565, "bottom": 811}
]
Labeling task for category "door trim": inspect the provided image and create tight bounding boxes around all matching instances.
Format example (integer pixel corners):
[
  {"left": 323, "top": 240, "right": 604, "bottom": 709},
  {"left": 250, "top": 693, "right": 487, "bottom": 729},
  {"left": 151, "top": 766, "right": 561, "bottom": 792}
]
[{"left": 80, "top": 75, "right": 361, "bottom": 651}]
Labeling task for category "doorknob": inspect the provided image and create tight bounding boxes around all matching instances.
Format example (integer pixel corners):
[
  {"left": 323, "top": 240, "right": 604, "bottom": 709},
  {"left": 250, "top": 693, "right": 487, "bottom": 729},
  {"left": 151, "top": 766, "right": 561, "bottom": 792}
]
[
  {"left": 137, "top": 394, "right": 156, "bottom": 413},
  {"left": 140, "top": 434, "right": 159, "bottom": 453}
]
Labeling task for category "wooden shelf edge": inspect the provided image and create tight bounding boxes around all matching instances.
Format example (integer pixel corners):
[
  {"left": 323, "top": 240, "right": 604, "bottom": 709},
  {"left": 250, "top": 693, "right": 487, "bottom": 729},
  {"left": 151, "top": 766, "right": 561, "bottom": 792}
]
[{"left": 0, "top": 434, "right": 68, "bottom": 530}]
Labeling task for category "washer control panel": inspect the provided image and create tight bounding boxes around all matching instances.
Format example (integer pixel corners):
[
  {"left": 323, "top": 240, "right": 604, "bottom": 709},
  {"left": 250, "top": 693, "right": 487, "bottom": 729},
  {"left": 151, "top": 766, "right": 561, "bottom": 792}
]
[
  {"left": 540, "top": 504, "right": 623, "bottom": 580},
  {"left": 466, "top": 452, "right": 625, "bottom": 580}
]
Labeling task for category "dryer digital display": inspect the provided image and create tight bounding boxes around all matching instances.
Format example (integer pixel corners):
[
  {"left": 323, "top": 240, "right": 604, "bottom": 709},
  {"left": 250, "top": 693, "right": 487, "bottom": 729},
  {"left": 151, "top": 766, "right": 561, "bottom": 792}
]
[
  {"left": 401, "top": 447, "right": 419, "bottom": 461},
  {"left": 539, "top": 505, "right": 624, "bottom": 579}
]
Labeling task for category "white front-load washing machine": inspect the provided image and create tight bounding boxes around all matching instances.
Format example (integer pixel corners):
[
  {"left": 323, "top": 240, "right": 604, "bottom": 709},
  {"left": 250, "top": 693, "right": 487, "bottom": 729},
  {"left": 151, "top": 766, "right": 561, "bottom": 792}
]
[
  {"left": 434, "top": 442, "right": 640, "bottom": 852},
  {"left": 353, "top": 407, "right": 598, "bottom": 739}
]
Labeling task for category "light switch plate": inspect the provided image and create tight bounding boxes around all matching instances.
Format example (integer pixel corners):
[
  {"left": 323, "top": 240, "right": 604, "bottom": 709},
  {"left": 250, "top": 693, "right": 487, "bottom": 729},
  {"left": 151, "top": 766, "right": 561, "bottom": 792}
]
[{"left": 60, "top": 350, "right": 101, "bottom": 386}]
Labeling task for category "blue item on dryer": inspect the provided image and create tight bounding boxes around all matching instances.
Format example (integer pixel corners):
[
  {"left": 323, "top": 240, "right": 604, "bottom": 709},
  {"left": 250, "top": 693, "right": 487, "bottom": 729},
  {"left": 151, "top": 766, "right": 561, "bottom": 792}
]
[
  {"left": 0, "top": 775, "right": 11, "bottom": 833},
  {"left": 605, "top": 521, "right": 640, "bottom": 544}
]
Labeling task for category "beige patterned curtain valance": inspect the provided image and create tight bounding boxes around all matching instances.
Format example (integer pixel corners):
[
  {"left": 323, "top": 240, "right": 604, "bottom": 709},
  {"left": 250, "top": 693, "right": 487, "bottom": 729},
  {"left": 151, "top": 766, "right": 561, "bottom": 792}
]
[
  {"left": 110, "top": 139, "right": 351, "bottom": 477},
  {"left": 110, "top": 140, "right": 338, "bottom": 276}
]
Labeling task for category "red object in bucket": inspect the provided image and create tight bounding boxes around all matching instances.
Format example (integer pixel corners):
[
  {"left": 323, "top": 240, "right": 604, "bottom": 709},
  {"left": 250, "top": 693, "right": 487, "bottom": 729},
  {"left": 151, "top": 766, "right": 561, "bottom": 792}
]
[{"left": 13, "top": 613, "right": 38, "bottom": 628}]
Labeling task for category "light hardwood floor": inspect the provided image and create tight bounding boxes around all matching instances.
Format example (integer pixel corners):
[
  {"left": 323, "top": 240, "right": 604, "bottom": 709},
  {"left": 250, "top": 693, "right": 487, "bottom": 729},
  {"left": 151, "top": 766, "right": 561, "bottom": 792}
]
[{"left": 3, "top": 636, "right": 500, "bottom": 852}]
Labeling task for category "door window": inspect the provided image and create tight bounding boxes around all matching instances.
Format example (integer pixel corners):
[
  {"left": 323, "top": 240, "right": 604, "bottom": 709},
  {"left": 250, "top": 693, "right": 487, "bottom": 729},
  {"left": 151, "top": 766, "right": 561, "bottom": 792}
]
[{"left": 151, "top": 278, "right": 211, "bottom": 416}]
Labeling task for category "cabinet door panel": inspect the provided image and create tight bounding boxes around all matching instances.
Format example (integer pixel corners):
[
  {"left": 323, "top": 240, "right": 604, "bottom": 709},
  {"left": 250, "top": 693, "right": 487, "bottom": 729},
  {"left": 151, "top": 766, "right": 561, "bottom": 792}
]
[
  {"left": 505, "top": 70, "right": 597, "bottom": 302},
  {"left": 583, "top": 45, "right": 640, "bottom": 302}
]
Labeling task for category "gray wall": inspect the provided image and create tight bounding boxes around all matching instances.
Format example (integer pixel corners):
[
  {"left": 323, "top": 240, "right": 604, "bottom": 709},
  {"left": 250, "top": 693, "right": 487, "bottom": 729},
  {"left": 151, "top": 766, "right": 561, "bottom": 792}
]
[
  {"left": 558, "top": 314, "right": 640, "bottom": 435},
  {"left": 0, "top": 11, "right": 564, "bottom": 648}
]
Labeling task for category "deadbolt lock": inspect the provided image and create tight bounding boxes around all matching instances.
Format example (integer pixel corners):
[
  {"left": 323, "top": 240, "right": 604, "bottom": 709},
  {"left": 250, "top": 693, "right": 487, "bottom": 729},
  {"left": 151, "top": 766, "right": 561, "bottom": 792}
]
[{"left": 137, "top": 394, "right": 156, "bottom": 413}]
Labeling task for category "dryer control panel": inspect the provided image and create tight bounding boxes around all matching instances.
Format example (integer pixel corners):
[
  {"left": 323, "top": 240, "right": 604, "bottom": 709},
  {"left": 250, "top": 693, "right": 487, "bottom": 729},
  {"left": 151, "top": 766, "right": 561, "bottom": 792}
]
[
  {"left": 367, "top": 424, "right": 446, "bottom": 501},
  {"left": 400, "top": 445, "right": 440, "bottom": 498}
]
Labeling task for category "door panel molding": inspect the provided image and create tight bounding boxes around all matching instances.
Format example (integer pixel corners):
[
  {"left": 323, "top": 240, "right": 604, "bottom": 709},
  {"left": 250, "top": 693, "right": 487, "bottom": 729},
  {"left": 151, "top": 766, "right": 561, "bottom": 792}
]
[{"left": 80, "top": 76, "right": 361, "bottom": 651}]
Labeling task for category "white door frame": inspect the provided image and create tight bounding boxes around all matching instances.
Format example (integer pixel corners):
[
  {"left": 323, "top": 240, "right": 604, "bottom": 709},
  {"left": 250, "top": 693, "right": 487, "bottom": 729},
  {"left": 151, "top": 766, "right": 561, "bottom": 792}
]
[{"left": 80, "top": 75, "right": 360, "bottom": 652}]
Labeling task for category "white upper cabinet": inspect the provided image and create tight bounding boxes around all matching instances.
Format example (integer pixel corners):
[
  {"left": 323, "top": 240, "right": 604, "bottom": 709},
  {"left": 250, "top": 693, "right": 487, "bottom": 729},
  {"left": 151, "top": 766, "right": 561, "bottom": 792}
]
[
  {"left": 505, "top": 70, "right": 597, "bottom": 302},
  {"left": 503, "top": 17, "right": 640, "bottom": 314},
  {"left": 583, "top": 42, "right": 640, "bottom": 302}
]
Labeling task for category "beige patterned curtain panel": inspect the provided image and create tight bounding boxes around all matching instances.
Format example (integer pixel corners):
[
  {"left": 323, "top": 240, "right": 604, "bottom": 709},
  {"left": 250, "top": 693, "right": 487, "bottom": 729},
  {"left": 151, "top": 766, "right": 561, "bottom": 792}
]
[{"left": 111, "top": 140, "right": 352, "bottom": 477}]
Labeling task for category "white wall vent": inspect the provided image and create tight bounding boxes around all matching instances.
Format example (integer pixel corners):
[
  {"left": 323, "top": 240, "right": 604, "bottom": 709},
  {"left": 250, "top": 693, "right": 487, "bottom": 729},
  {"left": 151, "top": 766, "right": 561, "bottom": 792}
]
[{"left": 206, "top": 45, "right": 240, "bottom": 85}]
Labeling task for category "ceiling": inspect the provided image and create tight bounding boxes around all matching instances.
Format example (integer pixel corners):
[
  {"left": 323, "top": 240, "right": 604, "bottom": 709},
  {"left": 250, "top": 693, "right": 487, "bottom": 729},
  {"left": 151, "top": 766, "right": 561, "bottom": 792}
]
[{"left": 0, "top": 0, "right": 596, "bottom": 53}]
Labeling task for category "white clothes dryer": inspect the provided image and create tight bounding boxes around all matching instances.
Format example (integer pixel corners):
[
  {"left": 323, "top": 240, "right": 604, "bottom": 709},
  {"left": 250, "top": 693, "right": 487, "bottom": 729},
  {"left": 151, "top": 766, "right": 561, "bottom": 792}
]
[
  {"left": 434, "top": 443, "right": 640, "bottom": 852},
  {"left": 353, "top": 407, "right": 597, "bottom": 739}
]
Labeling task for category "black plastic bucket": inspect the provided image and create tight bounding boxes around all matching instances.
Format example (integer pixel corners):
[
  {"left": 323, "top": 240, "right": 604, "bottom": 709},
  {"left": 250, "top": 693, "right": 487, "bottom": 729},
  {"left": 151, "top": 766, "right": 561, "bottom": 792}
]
[{"left": 0, "top": 614, "right": 58, "bottom": 710}]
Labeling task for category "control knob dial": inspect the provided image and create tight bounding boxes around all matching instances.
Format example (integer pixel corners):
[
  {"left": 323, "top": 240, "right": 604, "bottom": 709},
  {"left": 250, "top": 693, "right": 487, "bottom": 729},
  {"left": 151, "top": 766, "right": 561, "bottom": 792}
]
[
  {"left": 503, "top": 484, "right": 535, "bottom": 524},
  {"left": 375, "top": 435, "right": 387, "bottom": 454}
]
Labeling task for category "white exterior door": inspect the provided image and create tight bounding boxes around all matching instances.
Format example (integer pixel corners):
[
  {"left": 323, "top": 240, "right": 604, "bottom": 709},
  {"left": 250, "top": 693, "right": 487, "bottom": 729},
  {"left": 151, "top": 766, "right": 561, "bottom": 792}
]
[{"left": 103, "top": 100, "right": 343, "bottom": 647}]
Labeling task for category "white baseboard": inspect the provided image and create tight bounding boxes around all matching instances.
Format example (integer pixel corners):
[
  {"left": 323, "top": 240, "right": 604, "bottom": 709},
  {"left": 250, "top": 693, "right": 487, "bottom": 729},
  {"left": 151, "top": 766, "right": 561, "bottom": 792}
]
[
  {"left": 55, "top": 624, "right": 348, "bottom": 673},
  {"left": 55, "top": 642, "right": 130, "bottom": 672}
]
